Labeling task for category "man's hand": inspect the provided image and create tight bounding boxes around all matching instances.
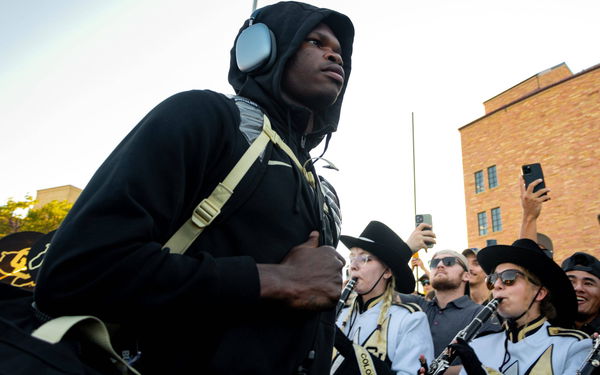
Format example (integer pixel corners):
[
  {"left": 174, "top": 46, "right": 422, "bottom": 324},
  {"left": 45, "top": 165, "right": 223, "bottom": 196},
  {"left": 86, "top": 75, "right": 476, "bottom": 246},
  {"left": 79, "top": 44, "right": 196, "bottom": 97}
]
[
  {"left": 519, "top": 175, "right": 551, "bottom": 241},
  {"left": 411, "top": 257, "right": 425, "bottom": 269},
  {"left": 407, "top": 223, "right": 436, "bottom": 253},
  {"left": 258, "top": 231, "right": 345, "bottom": 310},
  {"left": 520, "top": 175, "right": 551, "bottom": 221},
  {"left": 411, "top": 257, "right": 430, "bottom": 277}
]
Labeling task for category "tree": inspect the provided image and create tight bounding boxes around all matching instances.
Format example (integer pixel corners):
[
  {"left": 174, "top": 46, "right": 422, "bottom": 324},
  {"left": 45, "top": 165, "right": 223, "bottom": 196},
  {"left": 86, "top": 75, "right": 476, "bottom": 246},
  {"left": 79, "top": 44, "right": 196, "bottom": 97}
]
[
  {"left": 0, "top": 196, "right": 73, "bottom": 237},
  {"left": 22, "top": 200, "right": 74, "bottom": 234},
  {"left": 0, "top": 195, "right": 35, "bottom": 236}
]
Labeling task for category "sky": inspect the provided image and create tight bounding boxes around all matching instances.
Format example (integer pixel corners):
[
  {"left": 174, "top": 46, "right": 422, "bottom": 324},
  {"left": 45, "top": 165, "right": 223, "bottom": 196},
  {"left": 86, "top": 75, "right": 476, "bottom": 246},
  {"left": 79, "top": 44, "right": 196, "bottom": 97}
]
[{"left": 1, "top": 0, "right": 599, "bottom": 260}]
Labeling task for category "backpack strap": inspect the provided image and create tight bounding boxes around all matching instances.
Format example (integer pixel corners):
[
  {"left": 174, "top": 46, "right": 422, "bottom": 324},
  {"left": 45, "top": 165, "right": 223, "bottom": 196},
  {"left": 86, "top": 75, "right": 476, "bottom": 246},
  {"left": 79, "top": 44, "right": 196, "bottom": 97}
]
[
  {"left": 32, "top": 315, "right": 141, "bottom": 375},
  {"left": 163, "top": 98, "right": 316, "bottom": 255},
  {"left": 163, "top": 113, "right": 274, "bottom": 254}
]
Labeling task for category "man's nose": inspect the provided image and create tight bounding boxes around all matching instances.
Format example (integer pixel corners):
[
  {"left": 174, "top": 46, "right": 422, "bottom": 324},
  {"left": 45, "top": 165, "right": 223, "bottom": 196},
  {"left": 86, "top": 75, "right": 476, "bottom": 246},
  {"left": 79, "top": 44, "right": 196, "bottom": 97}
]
[{"left": 325, "top": 50, "right": 343, "bottom": 66}]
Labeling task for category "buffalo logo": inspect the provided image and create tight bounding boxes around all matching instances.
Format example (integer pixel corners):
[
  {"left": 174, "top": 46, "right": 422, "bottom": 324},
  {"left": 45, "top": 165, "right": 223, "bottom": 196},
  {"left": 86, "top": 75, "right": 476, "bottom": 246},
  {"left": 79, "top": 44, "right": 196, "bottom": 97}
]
[{"left": 0, "top": 247, "right": 36, "bottom": 290}]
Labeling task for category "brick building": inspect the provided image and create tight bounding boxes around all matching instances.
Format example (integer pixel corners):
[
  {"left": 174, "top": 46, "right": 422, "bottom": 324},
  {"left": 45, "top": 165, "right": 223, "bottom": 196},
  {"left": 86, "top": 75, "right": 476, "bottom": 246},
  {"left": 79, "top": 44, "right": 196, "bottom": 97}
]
[{"left": 459, "top": 62, "right": 600, "bottom": 263}]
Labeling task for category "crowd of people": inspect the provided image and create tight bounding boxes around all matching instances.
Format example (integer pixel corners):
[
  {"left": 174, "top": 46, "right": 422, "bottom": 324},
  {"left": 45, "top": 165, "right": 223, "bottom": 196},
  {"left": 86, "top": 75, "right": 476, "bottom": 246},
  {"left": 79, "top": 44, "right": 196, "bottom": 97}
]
[
  {"left": 332, "top": 176, "right": 600, "bottom": 374},
  {"left": 1, "top": 1, "right": 597, "bottom": 374}
]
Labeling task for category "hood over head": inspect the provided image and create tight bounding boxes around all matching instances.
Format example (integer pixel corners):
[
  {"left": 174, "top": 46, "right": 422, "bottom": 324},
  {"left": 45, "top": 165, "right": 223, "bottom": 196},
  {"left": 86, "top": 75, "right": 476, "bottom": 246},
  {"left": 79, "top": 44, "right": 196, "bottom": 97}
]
[{"left": 228, "top": 1, "right": 354, "bottom": 150}]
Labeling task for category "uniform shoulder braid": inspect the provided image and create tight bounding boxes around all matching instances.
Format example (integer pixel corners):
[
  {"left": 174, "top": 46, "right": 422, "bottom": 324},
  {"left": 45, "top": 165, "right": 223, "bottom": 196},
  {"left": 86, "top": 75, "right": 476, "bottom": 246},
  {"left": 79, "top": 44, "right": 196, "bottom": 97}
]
[
  {"left": 547, "top": 326, "right": 590, "bottom": 341},
  {"left": 392, "top": 292, "right": 422, "bottom": 313}
]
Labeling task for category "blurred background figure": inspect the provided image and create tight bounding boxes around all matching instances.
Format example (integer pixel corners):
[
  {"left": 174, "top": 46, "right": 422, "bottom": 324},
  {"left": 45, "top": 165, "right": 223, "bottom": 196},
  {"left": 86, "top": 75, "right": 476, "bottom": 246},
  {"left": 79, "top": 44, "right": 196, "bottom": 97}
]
[{"left": 461, "top": 248, "right": 489, "bottom": 304}]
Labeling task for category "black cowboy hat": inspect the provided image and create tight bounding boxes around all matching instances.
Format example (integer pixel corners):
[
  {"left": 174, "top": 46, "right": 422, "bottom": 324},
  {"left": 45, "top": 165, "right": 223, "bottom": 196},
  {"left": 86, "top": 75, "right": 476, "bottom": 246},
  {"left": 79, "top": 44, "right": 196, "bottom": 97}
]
[
  {"left": 340, "top": 221, "right": 414, "bottom": 293},
  {"left": 477, "top": 238, "right": 577, "bottom": 328}
]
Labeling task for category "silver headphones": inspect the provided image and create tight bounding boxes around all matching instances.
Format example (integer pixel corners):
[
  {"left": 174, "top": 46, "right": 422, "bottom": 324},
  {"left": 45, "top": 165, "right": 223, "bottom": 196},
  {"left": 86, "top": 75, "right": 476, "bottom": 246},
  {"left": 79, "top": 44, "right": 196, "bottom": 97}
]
[{"left": 235, "top": 10, "right": 277, "bottom": 73}]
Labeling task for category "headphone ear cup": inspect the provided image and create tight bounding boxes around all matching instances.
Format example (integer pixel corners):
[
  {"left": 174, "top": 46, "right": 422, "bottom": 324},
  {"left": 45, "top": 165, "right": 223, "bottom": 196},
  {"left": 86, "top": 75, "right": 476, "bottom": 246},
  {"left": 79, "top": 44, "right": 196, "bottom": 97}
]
[{"left": 235, "top": 23, "right": 277, "bottom": 73}]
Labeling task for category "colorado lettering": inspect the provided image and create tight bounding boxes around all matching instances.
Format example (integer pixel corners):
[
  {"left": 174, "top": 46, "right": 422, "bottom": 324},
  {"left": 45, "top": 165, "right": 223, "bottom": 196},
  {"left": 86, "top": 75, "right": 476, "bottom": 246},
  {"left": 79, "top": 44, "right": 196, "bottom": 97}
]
[{"left": 360, "top": 352, "right": 374, "bottom": 374}]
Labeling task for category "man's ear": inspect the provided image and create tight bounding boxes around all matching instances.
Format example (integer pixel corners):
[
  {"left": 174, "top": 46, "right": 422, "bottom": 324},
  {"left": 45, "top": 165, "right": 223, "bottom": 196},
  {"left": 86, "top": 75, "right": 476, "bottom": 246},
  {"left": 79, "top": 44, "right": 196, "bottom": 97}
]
[{"left": 462, "top": 270, "right": 471, "bottom": 283}]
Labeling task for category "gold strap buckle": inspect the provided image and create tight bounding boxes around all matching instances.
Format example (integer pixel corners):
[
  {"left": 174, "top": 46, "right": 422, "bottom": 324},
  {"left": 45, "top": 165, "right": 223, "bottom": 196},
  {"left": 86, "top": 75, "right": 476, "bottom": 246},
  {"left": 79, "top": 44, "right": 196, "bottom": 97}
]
[{"left": 192, "top": 198, "right": 221, "bottom": 228}]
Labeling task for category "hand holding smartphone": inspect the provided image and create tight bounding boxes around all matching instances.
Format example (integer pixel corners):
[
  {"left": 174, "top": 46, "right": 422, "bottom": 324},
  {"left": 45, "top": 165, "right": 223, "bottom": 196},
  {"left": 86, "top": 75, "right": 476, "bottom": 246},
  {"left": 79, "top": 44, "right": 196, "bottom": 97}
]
[
  {"left": 522, "top": 163, "right": 546, "bottom": 195},
  {"left": 415, "top": 214, "right": 434, "bottom": 248}
]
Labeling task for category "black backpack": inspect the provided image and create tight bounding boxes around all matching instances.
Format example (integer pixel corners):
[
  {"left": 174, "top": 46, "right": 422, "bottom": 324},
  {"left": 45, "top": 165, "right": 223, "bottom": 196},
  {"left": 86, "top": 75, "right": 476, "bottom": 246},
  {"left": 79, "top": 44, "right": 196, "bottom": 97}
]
[{"left": 0, "top": 313, "right": 139, "bottom": 375}]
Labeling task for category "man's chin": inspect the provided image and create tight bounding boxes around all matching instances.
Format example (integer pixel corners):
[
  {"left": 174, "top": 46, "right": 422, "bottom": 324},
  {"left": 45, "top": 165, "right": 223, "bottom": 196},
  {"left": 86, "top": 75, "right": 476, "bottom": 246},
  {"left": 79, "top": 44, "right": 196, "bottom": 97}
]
[
  {"left": 576, "top": 311, "right": 595, "bottom": 322},
  {"left": 432, "top": 280, "right": 459, "bottom": 291}
]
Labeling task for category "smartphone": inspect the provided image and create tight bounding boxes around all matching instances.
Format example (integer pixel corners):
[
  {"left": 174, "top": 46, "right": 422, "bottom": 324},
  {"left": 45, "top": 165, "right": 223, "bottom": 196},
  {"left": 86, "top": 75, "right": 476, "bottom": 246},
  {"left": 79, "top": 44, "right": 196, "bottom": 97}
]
[
  {"left": 415, "top": 214, "right": 434, "bottom": 248},
  {"left": 522, "top": 163, "right": 546, "bottom": 194}
]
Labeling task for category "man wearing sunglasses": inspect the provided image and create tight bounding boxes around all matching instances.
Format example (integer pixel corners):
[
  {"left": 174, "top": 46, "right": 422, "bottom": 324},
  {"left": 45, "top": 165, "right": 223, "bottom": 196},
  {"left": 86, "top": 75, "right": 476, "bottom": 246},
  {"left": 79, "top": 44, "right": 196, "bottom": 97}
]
[
  {"left": 444, "top": 239, "right": 591, "bottom": 375},
  {"left": 562, "top": 252, "right": 600, "bottom": 336},
  {"left": 401, "top": 248, "right": 499, "bottom": 359}
]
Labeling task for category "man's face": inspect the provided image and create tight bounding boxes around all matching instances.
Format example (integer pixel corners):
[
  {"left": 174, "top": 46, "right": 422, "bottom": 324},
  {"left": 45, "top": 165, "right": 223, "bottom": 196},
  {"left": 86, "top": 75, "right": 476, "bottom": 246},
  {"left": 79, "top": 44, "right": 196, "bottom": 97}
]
[
  {"left": 567, "top": 270, "right": 600, "bottom": 321},
  {"left": 491, "top": 263, "right": 545, "bottom": 319},
  {"left": 430, "top": 255, "right": 468, "bottom": 291},
  {"left": 281, "top": 23, "right": 344, "bottom": 112},
  {"left": 466, "top": 254, "right": 486, "bottom": 286}
]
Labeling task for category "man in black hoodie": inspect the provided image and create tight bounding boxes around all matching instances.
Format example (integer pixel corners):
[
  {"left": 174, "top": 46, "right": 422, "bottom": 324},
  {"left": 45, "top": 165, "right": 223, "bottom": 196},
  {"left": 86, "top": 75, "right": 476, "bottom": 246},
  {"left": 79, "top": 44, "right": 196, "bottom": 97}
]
[{"left": 34, "top": 2, "right": 354, "bottom": 374}]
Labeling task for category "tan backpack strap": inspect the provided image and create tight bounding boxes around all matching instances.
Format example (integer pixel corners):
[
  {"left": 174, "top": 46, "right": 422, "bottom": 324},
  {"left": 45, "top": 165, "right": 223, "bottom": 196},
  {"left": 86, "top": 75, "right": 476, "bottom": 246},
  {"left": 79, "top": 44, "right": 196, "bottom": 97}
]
[
  {"left": 163, "top": 115, "right": 273, "bottom": 254},
  {"left": 260, "top": 122, "right": 315, "bottom": 188},
  {"left": 164, "top": 113, "right": 316, "bottom": 254},
  {"left": 32, "top": 315, "right": 141, "bottom": 375}
]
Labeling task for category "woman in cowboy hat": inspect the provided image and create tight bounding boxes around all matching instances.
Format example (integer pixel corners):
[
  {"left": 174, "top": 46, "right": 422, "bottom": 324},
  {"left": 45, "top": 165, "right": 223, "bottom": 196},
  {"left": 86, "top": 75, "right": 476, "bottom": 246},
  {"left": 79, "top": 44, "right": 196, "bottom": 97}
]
[
  {"left": 443, "top": 239, "right": 592, "bottom": 375},
  {"left": 331, "top": 221, "right": 434, "bottom": 375}
]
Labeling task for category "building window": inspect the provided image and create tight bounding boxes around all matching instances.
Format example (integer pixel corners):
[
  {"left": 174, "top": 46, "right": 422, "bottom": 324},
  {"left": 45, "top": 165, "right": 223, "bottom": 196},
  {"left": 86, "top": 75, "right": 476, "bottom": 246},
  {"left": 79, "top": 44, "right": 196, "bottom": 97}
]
[
  {"left": 475, "top": 171, "right": 485, "bottom": 193},
  {"left": 491, "top": 207, "right": 502, "bottom": 232},
  {"left": 477, "top": 211, "right": 488, "bottom": 236},
  {"left": 488, "top": 165, "right": 498, "bottom": 189}
]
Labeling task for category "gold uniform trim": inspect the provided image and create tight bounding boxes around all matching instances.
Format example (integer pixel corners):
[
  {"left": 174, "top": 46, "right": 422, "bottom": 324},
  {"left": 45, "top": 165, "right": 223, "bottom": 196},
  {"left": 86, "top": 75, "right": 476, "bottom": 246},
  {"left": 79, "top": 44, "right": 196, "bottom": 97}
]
[
  {"left": 547, "top": 326, "right": 589, "bottom": 341},
  {"left": 527, "top": 344, "right": 554, "bottom": 375},
  {"left": 505, "top": 317, "right": 546, "bottom": 342},
  {"left": 396, "top": 302, "right": 422, "bottom": 313}
]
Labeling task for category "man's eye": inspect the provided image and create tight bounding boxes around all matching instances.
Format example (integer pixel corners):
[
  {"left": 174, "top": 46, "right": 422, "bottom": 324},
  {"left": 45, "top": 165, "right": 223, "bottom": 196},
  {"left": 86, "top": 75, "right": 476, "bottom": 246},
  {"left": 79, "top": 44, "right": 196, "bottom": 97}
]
[{"left": 306, "top": 39, "right": 321, "bottom": 47}]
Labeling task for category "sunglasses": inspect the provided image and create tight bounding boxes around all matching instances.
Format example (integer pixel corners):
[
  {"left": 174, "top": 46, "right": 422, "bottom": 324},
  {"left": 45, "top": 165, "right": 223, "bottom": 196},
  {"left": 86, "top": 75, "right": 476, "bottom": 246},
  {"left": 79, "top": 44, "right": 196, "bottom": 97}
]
[
  {"left": 430, "top": 257, "right": 467, "bottom": 271},
  {"left": 486, "top": 269, "right": 539, "bottom": 290}
]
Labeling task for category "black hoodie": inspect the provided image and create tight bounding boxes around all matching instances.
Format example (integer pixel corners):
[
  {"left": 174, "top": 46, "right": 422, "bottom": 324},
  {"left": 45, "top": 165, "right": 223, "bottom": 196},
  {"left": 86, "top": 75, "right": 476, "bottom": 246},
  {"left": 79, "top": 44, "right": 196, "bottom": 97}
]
[{"left": 35, "top": 2, "right": 354, "bottom": 374}]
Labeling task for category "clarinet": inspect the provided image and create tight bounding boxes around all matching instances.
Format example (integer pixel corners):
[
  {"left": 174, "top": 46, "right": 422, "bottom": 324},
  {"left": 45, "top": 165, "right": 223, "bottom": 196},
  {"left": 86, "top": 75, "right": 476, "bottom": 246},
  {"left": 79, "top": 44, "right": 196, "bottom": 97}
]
[
  {"left": 427, "top": 298, "right": 501, "bottom": 375},
  {"left": 577, "top": 335, "right": 600, "bottom": 375},
  {"left": 335, "top": 278, "right": 357, "bottom": 318}
]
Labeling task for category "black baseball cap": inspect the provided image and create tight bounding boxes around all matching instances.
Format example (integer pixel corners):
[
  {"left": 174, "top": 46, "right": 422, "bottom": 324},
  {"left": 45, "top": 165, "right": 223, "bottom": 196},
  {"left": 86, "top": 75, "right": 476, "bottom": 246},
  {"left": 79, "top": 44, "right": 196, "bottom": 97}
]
[{"left": 562, "top": 252, "right": 600, "bottom": 280}]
